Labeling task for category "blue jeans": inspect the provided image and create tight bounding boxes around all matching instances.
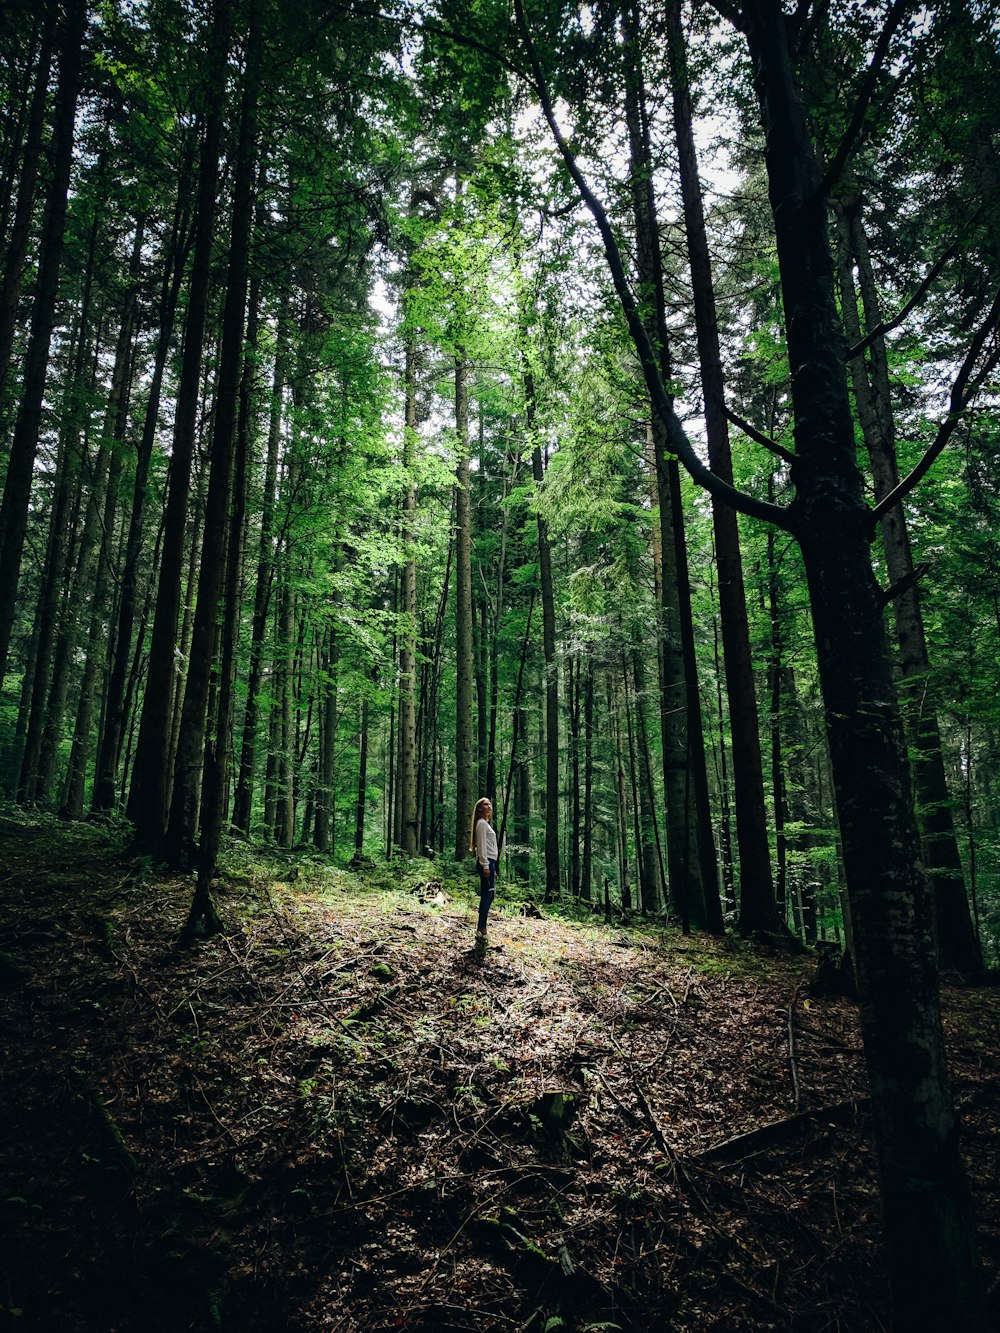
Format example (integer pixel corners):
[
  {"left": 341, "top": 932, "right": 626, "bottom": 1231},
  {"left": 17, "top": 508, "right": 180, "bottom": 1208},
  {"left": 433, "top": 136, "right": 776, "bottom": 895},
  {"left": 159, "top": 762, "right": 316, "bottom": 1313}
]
[{"left": 477, "top": 859, "right": 497, "bottom": 933}]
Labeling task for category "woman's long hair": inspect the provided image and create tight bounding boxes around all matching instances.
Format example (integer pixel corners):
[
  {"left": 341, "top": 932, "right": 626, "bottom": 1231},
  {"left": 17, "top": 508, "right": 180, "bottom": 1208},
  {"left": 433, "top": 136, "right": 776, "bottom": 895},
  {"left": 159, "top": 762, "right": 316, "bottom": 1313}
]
[{"left": 468, "top": 797, "right": 491, "bottom": 853}]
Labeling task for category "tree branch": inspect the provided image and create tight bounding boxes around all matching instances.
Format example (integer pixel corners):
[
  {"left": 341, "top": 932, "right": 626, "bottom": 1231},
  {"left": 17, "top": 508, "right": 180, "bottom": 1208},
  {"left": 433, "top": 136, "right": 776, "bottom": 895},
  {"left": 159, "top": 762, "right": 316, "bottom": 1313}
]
[
  {"left": 817, "top": 0, "right": 914, "bottom": 200},
  {"left": 879, "top": 560, "right": 929, "bottom": 606},
  {"left": 724, "top": 405, "right": 797, "bottom": 465},
  {"left": 846, "top": 227, "right": 971, "bottom": 359},
  {"left": 872, "top": 290, "right": 1000, "bottom": 521},
  {"left": 512, "top": 0, "right": 793, "bottom": 533}
]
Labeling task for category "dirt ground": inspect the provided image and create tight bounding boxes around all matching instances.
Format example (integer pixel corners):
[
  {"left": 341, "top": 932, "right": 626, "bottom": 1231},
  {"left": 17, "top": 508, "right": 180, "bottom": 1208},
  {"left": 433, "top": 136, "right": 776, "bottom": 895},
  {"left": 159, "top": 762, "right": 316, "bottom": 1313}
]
[{"left": 1, "top": 812, "right": 998, "bottom": 1331}]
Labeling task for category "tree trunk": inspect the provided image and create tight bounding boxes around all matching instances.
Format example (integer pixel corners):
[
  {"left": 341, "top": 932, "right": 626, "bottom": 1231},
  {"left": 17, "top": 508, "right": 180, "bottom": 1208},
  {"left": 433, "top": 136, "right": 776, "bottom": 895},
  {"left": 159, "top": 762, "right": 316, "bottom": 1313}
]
[
  {"left": 531, "top": 435, "right": 559, "bottom": 902},
  {"left": 454, "top": 344, "right": 474, "bottom": 857},
  {"left": 766, "top": 494, "right": 788, "bottom": 925},
  {"left": 569, "top": 654, "right": 581, "bottom": 898},
  {"left": 353, "top": 687, "right": 370, "bottom": 861},
  {"left": 127, "top": 0, "right": 233, "bottom": 851},
  {"left": 92, "top": 148, "right": 193, "bottom": 813},
  {"left": 742, "top": 5, "right": 985, "bottom": 1322},
  {"left": 622, "top": 11, "right": 719, "bottom": 931},
  {"left": 609, "top": 678, "right": 631, "bottom": 914},
  {"left": 0, "top": 11, "right": 54, "bottom": 413},
  {"left": 18, "top": 265, "right": 99, "bottom": 803},
  {"left": 60, "top": 221, "right": 144, "bottom": 817},
  {"left": 664, "top": 0, "right": 779, "bottom": 937},
  {"left": 0, "top": 0, "right": 87, "bottom": 690},
  {"left": 166, "top": 9, "right": 257, "bottom": 868},
  {"left": 835, "top": 195, "right": 981, "bottom": 976},
  {"left": 398, "top": 329, "right": 419, "bottom": 855},
  {"left": 581, "top": 658, "right": 594, "bottom": 903},
  {"left": 313, "top": 624, "right": 338, "bottom": 852},
  {"left": 231, "top": 321, "right": 285, "bottom": 833}
]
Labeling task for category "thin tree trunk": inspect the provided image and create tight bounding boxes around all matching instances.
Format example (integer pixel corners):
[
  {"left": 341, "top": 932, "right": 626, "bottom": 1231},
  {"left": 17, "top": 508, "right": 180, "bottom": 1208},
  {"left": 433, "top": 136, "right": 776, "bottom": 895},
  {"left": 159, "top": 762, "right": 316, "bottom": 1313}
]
[
  {"left": 664, "top": 0, "right": 778, "bottom": 936},
  {"left": 0, "top": 12, "right": 54, "bottom": 412},
  {"left": 609, "top": 678, "right": 631, "bottom": 914},
  {"left": 530, "top": 430, "right": 560, "bottom": 902},
  {"left": 581, "top": 658, "right": 594, "bottom": 903},
  {"left": 353, "top": 687, "right": 370, "bottom": 862},
  {"left": 231, "top": 322, "right": 285, "bottom": 833},
  {"left": 92, "top": 147, "right": 194, "bottom": 812},
  {"left": 397, "top": 327, "right": 418, "bottom": 855},
  {"left": 835, "top": 196, "right": 981, "bottom": 975},
  {"left": 127, "top": 0, "right": 233, "bottom": 851},
  {"left": 454, "top": 344, "right": 474, "bottom": 856},
  {"left": 60, "top": 222, "right": 145, "bottom": 817},
  {"left": 17, "top": 292, "right": 98, "bottom": 801},
  {"left": 622, "top": 13, "right": 719, "bottom": 931},
  {"left": 166, "top": 14, "right": 258, "bottom": 868},
  {"left": 766, "top": 493, "right": 788, "bottom": 925},
  {"left": 0, "top": 0, "right": 87, "bottom": 689}
]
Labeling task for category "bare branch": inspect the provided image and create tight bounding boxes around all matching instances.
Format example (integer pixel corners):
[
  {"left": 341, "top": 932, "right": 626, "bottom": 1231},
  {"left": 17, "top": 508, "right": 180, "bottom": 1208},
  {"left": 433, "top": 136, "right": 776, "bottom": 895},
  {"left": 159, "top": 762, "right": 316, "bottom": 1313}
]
[
  {"left": 846, "top": 227, "right": 973, "bottom": 359},
  {"left": 512, "top": 0, "right": 794, "bottom": 533},
  {"left": 879, "top": 561, "right": 929, "bottom": 606},
  {"left": 724, "top": 405, "right": 797, "bottom": 465},
  {"left": 817, "top": 0, "right": 914, "bottom": 200},
  {"left": 872, "top": 290, "right": 1000, "bottom": 520}
]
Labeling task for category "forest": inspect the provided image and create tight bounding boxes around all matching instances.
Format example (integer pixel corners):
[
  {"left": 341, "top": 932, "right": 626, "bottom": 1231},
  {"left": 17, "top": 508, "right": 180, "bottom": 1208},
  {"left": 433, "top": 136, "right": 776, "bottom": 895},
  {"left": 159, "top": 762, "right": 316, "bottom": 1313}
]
[{"left": 1, "top": 0, "right": 999, "bottom": 1329}]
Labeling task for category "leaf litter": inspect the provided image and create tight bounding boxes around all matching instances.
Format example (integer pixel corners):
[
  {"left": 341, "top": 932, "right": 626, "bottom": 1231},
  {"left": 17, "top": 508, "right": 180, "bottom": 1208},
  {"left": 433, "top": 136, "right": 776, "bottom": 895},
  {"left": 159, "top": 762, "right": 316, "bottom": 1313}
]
[{"left": 0, "top": 812, "right": 998, "bottom": 1331}]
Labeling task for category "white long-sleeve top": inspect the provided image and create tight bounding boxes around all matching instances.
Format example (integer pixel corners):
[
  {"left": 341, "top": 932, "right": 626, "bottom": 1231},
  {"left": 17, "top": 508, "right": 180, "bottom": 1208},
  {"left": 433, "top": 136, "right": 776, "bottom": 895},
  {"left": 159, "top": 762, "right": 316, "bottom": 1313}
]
[{"left": 474, "top": 818, "right": 498, "bottom": 871}]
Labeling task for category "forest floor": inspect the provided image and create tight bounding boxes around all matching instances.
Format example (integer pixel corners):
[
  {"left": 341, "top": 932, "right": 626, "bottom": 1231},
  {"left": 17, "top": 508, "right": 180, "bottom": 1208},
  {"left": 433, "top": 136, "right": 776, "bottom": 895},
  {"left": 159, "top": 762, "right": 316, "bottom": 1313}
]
[{"left": 1, "top": 813, "right": 999, "bottom": 1333}]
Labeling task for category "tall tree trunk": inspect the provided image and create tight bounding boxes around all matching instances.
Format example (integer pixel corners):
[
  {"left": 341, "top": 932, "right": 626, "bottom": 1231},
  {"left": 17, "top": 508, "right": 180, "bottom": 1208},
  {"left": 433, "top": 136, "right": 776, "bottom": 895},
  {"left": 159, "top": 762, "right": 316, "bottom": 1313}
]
[
  {"left": 569, "top": 654, "right": 581, "bottom": 899},
  {"left": 59, "top": 222, "right": 144, "bottom": 817},
  {"left": 352, "top": 686, "right": 370, "bottom": 862},
  {"left": 313, "top": 623, "right": 338, "bottom": 852},
  {"left": 512, "top": 636, "right": 532, "bottom": 883},
  {"left": 92, "top": 148, "right": 193, "bottom": 812},
  {"left": 835, "top": 196, "right": 981, "bottom": 976},
  {"left": 622, "top": 10, "right": 719, "bottom": 931},
  {"left": 185, "top": 14, "right": 261, "bottom": 929},
  {"left": 529, "top": 424, "right": 559, "bottom": 902},
  {"left": 581, "top": 658, "right": 594, "bottom": 904},
  {"left": 623, "top": 649, "right": 658, "bottom": 914},
  {"left": 766, "top": 491, "right": 788, "bottom": 924},
  {"left": 398, "top": 329, "right": 419, "bottom": 855},
  {"left": 165, "top": 9, "right": 257, "bottom": 867},
  {"left": 712, "top": 610, "right": 736, "bottom": 913},
  {"left": 664, "top": 0, "right": 779, "bottom": 936},
  {"left": 454, "top": 344, "right": 474, "bottom": 856},
  {"left": 0, "top": 0, "right": 87, "bottom": 690},
  {"left": 17, "top": 258, "right": 99, "bottom": 803},
  {"left": 609, "top": 678, "right": 631, "bottom": 913},
  {"left": 0, "top": 11, "right": 54, "bottom": 414},
  {"left": 741, "top": 5, "right": 985, "bottom": 1322},
  {"left": 231, "top": 322, "right": 285, "bottom": 833},
  {"left": 127, "top": 0, "right": 233, "bottom": 851}
]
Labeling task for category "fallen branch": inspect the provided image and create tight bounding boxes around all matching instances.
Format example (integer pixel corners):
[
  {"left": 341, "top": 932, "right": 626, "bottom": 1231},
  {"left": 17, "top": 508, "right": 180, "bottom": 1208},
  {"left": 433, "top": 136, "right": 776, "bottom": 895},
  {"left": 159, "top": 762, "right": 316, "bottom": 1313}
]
[{"left": 695, "top": 1097, "right": 871, "bottom": 1165}]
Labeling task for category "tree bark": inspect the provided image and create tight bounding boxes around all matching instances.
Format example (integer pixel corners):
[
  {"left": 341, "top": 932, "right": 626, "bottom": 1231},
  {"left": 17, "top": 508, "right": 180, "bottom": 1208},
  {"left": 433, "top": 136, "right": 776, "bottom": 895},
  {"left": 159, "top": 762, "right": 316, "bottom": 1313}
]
[
  {"left": 741, "top": 4, "right": 985, "bottom": 1322},
  {"left": 231, "top": 321, "right": 285, "bottom": 834},
  {"left": 127, "top": 0, "right": 233, "bottom": 851},
  {"left": 835, "top": 195, "right": 981, "bottom": 976},
  {"left": 92, "top": 146, "right": 193, "bottom": 812},
  {"left": 398, "top": 326, "right": 418, "bottom": 855},
  {"left": 581, "top": 658, "right": 594, "bottom": 903},
  {"left": 165, "top": 5, "right": 257, "bottom": 868},
  {"left": 664, "top": 0, "right": 780, "bottom": 937},
  {"left": 454, "top": 344, "right": 474, "bottom": 857},
  {"left": 0, "top": 0, "right": 87, "bottom": 690},
  {"left": 0, "top": 9, "right": 54, "bottom": 413},
  {"left": 622, "top": 9, "right": 720, "bottom": 931}
]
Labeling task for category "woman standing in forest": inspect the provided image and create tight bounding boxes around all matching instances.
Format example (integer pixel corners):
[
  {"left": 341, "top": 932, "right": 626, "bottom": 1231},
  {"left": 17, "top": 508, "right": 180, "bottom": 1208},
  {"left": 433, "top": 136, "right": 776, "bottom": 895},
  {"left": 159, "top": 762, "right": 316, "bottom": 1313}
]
[{"left": 470, "top": 797, "right": 498, "bottom": 957}]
